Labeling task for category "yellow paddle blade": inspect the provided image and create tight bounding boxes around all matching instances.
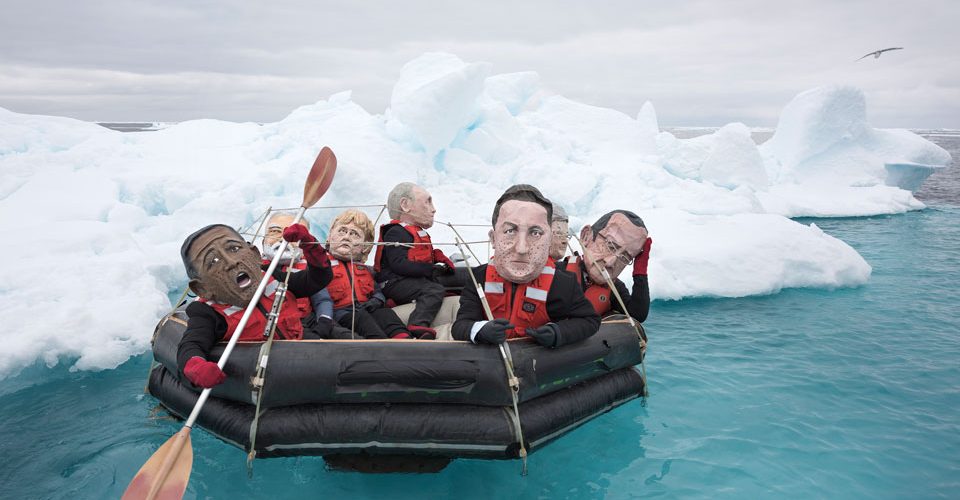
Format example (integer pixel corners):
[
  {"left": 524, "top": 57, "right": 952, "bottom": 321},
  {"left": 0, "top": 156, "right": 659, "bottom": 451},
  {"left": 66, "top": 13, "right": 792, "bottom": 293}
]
[
  {"left": 302, "top": 146, "right": 337, "bottom": 208},
  {"left": 123, "top": 427, "right": 193, "bottom": 500}
]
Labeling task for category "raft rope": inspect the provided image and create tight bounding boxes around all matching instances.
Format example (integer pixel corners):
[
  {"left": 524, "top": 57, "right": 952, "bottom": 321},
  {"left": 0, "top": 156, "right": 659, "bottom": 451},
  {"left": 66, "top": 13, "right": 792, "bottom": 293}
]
[
  {"left": 348, "top": 258, "right": 357, "bottom": 339},
  {"left": 569, "top": 235, "right": 649, "bottom": 398},
  {"left": 345, "top": 205, "right": 388, "bottom": 340},
  {"left": 366, "top": 240, "right": 489, "bottom": 247},
  {"left": 442, "top": 222, "right": 484, "bottom": 265},
  {"left": 436, "top": 222, "right": 490, "bottom": 227},
  {"left": 451, "top": 231, "right": 528, "bottom": 476},
  {"left": 274, "top": 203, "right": 388, "bottom": 211},
  {"left": 245, "top": 261, "right": 297, "bottom": 474},
  {"left": 245, "top": 206, "right": 273, "bottom": 244}
]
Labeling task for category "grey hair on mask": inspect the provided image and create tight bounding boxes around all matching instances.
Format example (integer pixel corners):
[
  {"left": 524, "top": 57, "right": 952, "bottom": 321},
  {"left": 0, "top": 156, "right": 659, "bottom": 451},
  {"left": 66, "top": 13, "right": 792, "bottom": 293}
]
[
  {"left": 387, "top": 182, "right": 419, "bottom": 220},
  {"left": 266, "top": 210, "right": 309, "bottom": 228},
  {"left": 492, "top": 184, "right": 553, "bottom": 227},
  {"left": 589, "top": 210, "right": 646, "bottom": 240},
  {"left": 551, "top": 202, "right": 568, "bottom": 223}
]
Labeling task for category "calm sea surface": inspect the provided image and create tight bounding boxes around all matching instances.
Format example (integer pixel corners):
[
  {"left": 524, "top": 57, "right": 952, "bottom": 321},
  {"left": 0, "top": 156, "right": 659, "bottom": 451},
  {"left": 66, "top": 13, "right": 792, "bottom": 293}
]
[{"left": 1, "top": 129, "right": 957, "bottom": 498}]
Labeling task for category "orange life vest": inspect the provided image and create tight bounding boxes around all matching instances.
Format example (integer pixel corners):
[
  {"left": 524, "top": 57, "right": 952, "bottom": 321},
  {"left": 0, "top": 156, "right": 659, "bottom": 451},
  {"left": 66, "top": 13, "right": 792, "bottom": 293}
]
[
  {"left": 374, "top": 220, "right": 434, "bottom": 272},
  {"left": 483, "top": 263, "right": 555, "bottom": 338},
  {"left": 199, "top": 276, "right": 304, "bottom": 341},
  {"left": 327, "top": 259, "right": 377, "bottom": 309},
  {"left": 262, "top": 259, "right": 312, "bottom": 319},
  {"left": 566, "top": 257, "right": 612, "bottom": 315}
]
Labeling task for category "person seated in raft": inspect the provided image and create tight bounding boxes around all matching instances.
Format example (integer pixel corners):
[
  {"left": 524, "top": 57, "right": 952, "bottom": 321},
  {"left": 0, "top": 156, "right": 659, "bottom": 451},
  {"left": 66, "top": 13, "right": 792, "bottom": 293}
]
[
  {"left": 176, "top": 223, "right": 332, "bottom": 389},
  {"left": 451, "top": 184, "right": 600, "bottom": 348},
  {"left": 326, "top": 209, "right": 415, "bottom": 340},
  {"left": 373, "top": 182, "right": 456, "bottom": 340},
  {"left": 262, "top": 212, "right": 352, "bottom": 340},
  {"left": 560, "top": 210, "right": 652, "bottom": 325},
  {"left": 548, "top": 202, "right": 570, "bottom": 265}
]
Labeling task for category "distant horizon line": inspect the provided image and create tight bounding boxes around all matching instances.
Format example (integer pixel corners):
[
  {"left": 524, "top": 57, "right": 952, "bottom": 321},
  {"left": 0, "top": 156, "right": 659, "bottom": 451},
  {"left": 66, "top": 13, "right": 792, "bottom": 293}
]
[{"left": 93, "top": 122, "right": 960, "bottom": 133}]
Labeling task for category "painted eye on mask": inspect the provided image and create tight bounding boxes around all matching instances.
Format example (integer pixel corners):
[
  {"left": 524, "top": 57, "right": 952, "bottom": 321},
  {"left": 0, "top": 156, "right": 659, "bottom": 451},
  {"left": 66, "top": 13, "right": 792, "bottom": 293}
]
[
  {"left": 605, "top": 242, "right": 631, "bottom": 265},
  {"left": 204, "top": 255, "right": 222, "bottom": 269}
]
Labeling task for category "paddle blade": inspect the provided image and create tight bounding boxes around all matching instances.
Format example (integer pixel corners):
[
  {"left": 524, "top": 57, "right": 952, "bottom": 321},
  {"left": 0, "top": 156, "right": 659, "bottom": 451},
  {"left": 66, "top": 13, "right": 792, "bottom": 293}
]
[
  {"left": 302, "top": 146, "right": 337, "bottom": 208},
  {"left": 123, "top": 427, "right": 193, "bottom": 500}
]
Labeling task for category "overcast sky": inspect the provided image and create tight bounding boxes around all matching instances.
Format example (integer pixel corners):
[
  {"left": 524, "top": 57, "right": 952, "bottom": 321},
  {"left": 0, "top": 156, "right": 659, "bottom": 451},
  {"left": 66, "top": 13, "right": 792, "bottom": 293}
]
[{"left": 1, "top": 0, "right": 957, "bottom": 128}]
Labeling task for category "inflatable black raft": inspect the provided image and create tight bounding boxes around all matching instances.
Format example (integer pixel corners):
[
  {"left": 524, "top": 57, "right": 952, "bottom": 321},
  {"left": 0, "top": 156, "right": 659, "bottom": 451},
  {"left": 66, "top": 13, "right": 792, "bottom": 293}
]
[{"left": 147, "top": 307, "right": 646, "bottom": 466}]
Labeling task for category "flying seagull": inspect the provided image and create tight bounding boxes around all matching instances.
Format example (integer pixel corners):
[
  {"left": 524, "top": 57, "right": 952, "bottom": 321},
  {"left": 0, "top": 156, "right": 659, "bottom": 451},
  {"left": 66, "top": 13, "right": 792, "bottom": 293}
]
[{"left": 856, "top": 47, "right": 904, "bottom": 61}]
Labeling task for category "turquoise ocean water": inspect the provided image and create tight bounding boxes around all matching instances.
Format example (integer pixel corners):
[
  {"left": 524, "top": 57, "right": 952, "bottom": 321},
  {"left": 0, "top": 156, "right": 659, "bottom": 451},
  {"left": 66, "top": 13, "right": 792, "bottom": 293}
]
[{"left": 1, "top": 133, "right": 957, "bottom": 499}]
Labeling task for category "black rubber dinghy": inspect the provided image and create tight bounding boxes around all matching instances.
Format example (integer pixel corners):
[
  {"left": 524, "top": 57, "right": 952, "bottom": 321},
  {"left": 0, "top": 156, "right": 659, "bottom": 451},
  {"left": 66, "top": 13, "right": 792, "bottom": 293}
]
[{"left": 147, "top": 307, "right": 646, "bottom": 465}]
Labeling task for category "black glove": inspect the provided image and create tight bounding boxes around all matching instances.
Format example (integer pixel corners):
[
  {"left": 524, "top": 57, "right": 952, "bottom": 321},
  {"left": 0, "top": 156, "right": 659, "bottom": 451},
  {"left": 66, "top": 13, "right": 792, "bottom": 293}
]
[
  {"left": 361, "top": 297, "right": 384, "bottom": 312},
  {"left": 313, "top": 316, "right": 334, "bottom": 338},
  {"left": 432, "top": 263, "right": 455, "bottom": 278},
  {"left": 525, "top": 323, "right": 560, "bottom": 348},
  {"left": 475, "top": 318, "right": 513, "bottom": 344}
]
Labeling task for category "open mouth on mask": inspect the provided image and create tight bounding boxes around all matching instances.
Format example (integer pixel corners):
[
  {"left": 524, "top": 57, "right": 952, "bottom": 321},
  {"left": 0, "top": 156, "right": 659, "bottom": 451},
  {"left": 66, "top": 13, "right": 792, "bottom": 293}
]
[{"left": 236, "top": 271, "right": 252, "bottom": 288}]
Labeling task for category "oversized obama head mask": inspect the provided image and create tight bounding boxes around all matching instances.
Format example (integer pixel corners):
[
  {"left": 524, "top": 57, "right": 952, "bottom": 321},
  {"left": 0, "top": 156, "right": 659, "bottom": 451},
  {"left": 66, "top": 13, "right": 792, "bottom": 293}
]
[{"left": 182, "top": 225, "right": 264, "bottom": 307}]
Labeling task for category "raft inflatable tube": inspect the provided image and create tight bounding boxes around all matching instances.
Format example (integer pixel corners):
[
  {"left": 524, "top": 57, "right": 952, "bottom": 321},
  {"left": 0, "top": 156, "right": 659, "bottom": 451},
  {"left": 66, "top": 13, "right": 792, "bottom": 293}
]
[{"left": 147, "top": 308, "right": 646, "bottom": 460}]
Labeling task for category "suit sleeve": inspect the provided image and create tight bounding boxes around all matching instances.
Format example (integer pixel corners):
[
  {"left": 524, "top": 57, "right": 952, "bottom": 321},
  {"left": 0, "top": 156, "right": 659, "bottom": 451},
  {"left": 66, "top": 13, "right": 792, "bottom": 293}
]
[
  {"left": 452, "top": 265, "right": 487, "bottom": 341},
  {"left": 288, "top": 260, "right": 334, "bottom": 298},
  {"left": 177, "top": 301, "right": 227, "bottom": 375},
  {"left": 546, "top": 272, "right": 601, "bottom": 347},
  {"left": 382, "top": 226, "right": 434, "bottom": 278},
  {"left": 610, "top": 276, "right": 649, "bottom": 323}
]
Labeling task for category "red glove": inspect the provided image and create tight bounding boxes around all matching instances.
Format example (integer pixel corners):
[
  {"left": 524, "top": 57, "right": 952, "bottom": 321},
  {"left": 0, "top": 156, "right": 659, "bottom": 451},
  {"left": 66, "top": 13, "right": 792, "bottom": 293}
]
[
  {"left": 432, "top": 248, "right": 455, "bottom": 270},
  {"left": 184, "top": 356, "right": 226, "bottom": 388},
  {"left": 633, "top": 237, "right": 652, "bottom": 276},
  {"left": 283, "top": 223, "right": 329, "bottom": 268}
]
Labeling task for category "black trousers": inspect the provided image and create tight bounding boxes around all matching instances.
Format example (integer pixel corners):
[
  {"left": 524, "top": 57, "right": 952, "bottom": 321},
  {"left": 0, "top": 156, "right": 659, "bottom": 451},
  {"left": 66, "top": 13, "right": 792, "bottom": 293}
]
[
  {"left": 382, "top": 277, "right": 445, "bottom": 326},
  {"left": 336, "top": 308, "right": 408, "bottom": 339},
  {"left": 436, "top": 267, "right": 469, "bottom": 293},
  {"left": 302, "top": 313, "right": 356, "bottom": 340}
]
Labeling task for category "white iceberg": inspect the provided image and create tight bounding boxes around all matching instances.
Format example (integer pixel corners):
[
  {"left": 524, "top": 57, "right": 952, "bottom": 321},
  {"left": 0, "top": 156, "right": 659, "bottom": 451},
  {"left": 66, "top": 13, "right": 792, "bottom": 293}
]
[{"left": 0, "top": 52, "right": 951, "bottom": 379}]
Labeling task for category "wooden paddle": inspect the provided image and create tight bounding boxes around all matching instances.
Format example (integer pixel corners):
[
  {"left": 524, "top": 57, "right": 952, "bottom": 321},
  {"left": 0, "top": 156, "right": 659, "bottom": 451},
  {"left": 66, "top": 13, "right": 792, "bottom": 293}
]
[{"left": 123, "top": 146, "right": 337, "bottom": 500}]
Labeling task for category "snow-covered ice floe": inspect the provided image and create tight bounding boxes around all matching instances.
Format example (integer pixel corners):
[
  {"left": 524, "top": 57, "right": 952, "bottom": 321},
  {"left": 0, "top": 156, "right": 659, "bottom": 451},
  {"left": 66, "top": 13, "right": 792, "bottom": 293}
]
[{"left": 0, "top": 52, "right": 950, "bottom": 378}]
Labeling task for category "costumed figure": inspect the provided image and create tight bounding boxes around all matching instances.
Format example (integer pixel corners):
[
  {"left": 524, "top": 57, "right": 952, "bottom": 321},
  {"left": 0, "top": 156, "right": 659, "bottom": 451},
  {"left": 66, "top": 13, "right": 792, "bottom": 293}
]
[
  {"left": 374, "top": 182, "right": 455, "bottom": 340},
  {"left": 261, "top": 212, "right": 348, "bottom": 339},
  {"left": 176, "top": 223, "right": 332, "bottom": 388},
  {"left": 451, "top": 184, "right": 600, "bottom": 347},
  {"left": 562, "top": 210, "right": 651, "bottom": 326},
  {"left": 549, "top": 202, "right": 570, "bottom": 263},
  {"left": 326, "top": 209, "right": 414, "bottom": 339}
]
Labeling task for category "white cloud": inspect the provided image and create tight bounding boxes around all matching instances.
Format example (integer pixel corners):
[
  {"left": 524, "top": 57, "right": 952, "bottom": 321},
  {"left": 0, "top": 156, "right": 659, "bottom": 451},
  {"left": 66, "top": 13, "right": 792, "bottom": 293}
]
[{"left": 1, "top": 0, "right": 957, "bottom": 126}]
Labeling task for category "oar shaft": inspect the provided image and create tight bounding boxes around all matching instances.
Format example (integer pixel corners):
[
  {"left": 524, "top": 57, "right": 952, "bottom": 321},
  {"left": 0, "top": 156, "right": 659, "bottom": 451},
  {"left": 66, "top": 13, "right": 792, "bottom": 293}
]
[{"left": 184, "top": 206, "right": 306, "bottom": 429}]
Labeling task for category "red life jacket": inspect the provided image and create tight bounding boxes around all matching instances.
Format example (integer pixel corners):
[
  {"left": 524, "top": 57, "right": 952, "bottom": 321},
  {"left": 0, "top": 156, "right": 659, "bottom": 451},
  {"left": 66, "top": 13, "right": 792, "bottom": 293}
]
[
  {"left": 199, "top": 276, "right": 304, "bottom": 341},
  {"left": 374, "top": 220, "right": 434, "bottom": 273},
  {"left": 327, "top": 259, "right": 377, "bottom": 309},
  {"left": 483, "top": 263, "right": 555, "bottom": 338},
  {"left": 566, "top": 257, "right": 612, "bottom": 315},
  {"left": 262, "top": 258, "right": 312, "bottom": 319}
]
